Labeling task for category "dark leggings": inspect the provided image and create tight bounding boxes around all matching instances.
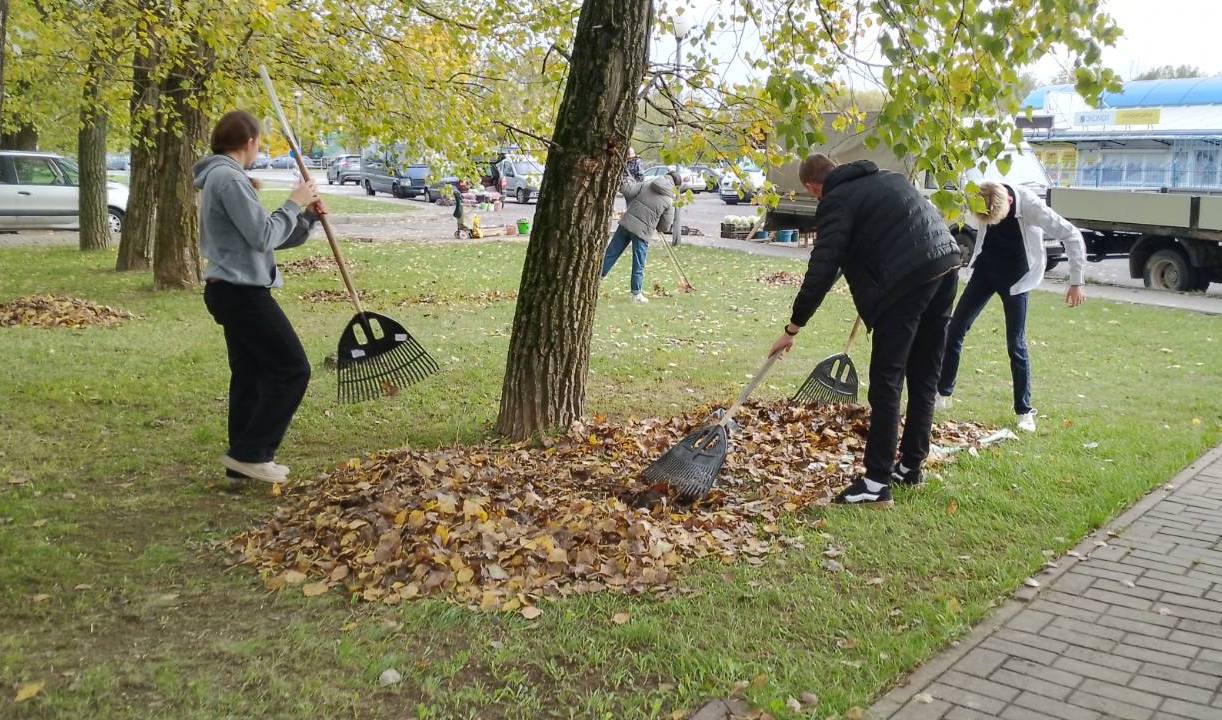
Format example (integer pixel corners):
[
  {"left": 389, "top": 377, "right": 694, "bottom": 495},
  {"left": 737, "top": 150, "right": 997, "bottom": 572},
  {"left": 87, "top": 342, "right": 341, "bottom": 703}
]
[{"left": 204, "top": 282, "right": 310, "bottom": 463}]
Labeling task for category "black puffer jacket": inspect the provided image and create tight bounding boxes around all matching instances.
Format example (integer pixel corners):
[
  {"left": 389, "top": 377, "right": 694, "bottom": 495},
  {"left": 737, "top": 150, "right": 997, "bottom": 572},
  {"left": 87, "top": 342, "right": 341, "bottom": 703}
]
[{"left": 790, "top": 160, "right": 959, "bottom": 329}]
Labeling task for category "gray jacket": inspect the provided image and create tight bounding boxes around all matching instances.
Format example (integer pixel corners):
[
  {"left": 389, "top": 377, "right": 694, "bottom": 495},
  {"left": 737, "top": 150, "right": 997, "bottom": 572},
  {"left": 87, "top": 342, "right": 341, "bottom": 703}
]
[
  {"left": 193, "top": 155, "right": 315, "bottom": 288},
  {"left": 618, "top": 175, "right": 676, "bottom": 240}
]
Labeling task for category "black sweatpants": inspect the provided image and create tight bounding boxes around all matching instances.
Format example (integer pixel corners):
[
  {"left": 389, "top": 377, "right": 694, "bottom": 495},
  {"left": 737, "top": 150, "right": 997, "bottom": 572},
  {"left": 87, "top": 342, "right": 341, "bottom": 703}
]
[
  {"left": 203, "top": 281, "right": 311, "bottom": 463},
  {"left": 864, "top": 271, "right": 957, "bottom": 482}
]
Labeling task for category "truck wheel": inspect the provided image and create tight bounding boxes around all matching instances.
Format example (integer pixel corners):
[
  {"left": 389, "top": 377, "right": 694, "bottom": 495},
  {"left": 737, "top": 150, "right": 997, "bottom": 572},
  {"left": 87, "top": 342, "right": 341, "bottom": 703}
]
[
  {"left": 1142, "top": 248, "right": 1199, "bottom": 292},
  {"left": 364, "top": 180, "right": 375, "bottom": 196},
  {"left": 723, "top": 197, "right": 739, "bottom": 205}
]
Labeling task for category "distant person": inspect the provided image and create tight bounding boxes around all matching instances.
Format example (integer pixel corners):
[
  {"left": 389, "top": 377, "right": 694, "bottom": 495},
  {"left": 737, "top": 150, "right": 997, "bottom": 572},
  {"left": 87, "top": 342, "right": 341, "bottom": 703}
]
[
  {"left": 936, "top": 180, "right": 1087, "bottom": 432},
  {"left": 769, "top": 154, "right": 960, "bottom": 508},
  {"left": 601, "top": 170, "right": 680, "bottom": 304},
  {"left": 195, "top": 110, "right": 323, "bottom": 485},
  {"left": 453, "top": 180, "right": 469, "bottom": 233},
  {"left": 623, "top": 147, "right": 644, "bottom": 182}
]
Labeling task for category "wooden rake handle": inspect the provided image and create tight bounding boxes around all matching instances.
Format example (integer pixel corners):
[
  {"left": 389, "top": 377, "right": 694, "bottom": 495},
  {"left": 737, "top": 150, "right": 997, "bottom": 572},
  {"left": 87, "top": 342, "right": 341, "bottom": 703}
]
[
  {"left": 719, "top": 351, "right": 782, "bottom": 427},
  {"left": 843, "top": 316, "right": 863, "bottom": 354},
  {"left": 258, "top": 65, "right": 365, "bottom": 317}
]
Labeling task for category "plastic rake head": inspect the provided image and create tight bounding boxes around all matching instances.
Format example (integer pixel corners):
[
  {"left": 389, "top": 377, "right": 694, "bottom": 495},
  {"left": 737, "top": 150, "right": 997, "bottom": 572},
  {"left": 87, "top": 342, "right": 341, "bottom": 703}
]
[
  {"left": 641, "top": 424, "right": 729, "bottom": 499},
  {"left": 792, "top": 353, "right": 859, "bottom": 405},
  {"left": 335, "top": 312, "right": 438, "bottom": 403}
]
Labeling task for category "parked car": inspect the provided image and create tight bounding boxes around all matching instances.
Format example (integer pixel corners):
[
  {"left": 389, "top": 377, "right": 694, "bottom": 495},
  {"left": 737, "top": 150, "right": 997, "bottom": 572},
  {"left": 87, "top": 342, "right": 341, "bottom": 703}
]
[
  {"left": 106, "top": 154, "right": 130, "bottom": 171},
  {"left": 0, "top": 151, "right": 128, "bottom": 233},
  {"left": 250, "top": 153, "right": 271, "bottom": 169},
  {"left": 360, "top": 156, "right": 433, "bottom": 199},
  {"left": 689, "top": 164, "right": 722, "bottom": 192},
  {"left": 719, "top": 161, "right": 767, "bottom": 204},
  {"left": 270, "top": 154, "right": 296, "bottom": 169},
  {"left": 642, "top": 164, "right": 707, "bottom": 193},
  {"left": 327, "top": 154, "right": 362, "bottom": 185},
  {"left": 497, "top": 155, "right": 545, "bottom": 204}
]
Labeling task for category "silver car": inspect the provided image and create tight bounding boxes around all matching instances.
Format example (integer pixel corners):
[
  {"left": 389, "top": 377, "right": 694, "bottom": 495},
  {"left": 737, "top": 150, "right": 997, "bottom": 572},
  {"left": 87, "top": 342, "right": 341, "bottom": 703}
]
[
  {"left": 0, "top": 151, "right": 128, "bottom": 233},
  {"left": 498, "top": 155, "right": 545, "bottom": 204}
]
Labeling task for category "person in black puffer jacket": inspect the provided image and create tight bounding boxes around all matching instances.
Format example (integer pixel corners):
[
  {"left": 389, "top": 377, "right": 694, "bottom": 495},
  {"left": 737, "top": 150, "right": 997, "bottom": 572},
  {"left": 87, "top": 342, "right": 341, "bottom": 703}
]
[{"left": 769, "top": 154, "right": 961, "bottom": 508}]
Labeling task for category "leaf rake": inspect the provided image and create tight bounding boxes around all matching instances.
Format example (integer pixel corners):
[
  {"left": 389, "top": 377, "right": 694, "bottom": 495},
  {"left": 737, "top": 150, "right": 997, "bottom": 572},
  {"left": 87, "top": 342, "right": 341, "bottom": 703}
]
[{"left": 793, "top": 316, "right": 863, "bottom": 405}]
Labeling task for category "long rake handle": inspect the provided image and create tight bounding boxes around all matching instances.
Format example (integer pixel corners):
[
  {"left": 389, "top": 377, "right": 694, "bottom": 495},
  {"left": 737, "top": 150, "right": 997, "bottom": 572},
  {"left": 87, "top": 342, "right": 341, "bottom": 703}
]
[
  {"left": 258, "top": 65, "right": 366, "bottom": 317},
  {"left": 719, "top": 352, "right": 781, "bottom": 427},
  {"left": 660, "top": 237, "right": 695, "bottom": 290},
  {"left": 844, "top": 316, "right": 863, "bottom": 354}
]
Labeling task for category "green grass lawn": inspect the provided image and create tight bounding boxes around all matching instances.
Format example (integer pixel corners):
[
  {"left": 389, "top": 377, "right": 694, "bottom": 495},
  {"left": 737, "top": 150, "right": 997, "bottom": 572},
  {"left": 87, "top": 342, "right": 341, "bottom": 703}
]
[
  {"left": 258, "top": 189, "right": 420, "bottom": 215},
  {"left": 1, "top": 240, "right": 1219, "bottom": 719}
]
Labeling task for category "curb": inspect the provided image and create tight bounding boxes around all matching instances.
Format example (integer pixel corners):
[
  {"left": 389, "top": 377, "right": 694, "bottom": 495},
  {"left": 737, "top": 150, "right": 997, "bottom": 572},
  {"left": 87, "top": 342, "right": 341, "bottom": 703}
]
[{"left": 867, "top": 442, "right": 1222, "bottom": 719}]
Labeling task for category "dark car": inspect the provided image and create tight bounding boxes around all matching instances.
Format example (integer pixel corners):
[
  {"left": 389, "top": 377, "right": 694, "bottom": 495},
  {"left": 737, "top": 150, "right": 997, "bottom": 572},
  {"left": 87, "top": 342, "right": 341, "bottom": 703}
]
[
  {"left": 361, "top": 156, "right": 434, "bottom": 199},
  {"left": 250, "top": 153, "right": 271, "bottom": 169},
  {"left": 270, "top": 154, "right": 296, "bottom": 169},
  {"left": 327, "top": 155, "right": 361, "bottom": 185}
]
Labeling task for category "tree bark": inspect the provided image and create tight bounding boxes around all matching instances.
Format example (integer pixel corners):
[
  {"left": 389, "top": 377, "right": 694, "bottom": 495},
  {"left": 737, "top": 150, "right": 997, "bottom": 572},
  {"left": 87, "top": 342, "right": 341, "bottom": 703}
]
[
  {"left": 151, "top": 41, "right": 208, "bottom": 290},
  {"left": 116, "top": 35, "right": 159, "bottom": 271},
  {"left": 78, "top": 49, "right": 110, "bottom": 251},
  {"left": 495, "top": 0, "right": 653, "bottom": 440}
]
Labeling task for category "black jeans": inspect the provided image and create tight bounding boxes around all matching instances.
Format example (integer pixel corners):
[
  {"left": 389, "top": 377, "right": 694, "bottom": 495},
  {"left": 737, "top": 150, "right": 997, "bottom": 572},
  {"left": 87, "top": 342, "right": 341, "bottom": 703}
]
[
  {"left": 203, "top": 282, "right": 311, "bottom": 463},
  {"left": 938, "top": 270, "right": 1032, "bottom": 415},
  {"left": 864, "top": 271, "right": 957, "bottom": 482}
]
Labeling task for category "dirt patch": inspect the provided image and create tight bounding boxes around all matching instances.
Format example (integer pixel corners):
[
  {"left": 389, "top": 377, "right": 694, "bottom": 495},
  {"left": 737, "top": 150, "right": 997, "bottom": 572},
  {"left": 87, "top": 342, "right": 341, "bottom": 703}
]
[
  {"left": 229, "top": 402, "right": 993, "bottom": 614},
  {"left": 0, "top": 294, "right": 134, "bottom": 328}
]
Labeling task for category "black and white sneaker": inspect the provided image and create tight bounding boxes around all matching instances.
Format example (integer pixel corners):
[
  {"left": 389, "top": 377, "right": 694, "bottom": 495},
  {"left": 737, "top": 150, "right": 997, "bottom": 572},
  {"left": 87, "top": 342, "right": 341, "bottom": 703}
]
[
  {"left": 890, "top": 462, "right": 924, "bottom": 488},
  {"left": 832, "top": 477, "right": 894, "bottom": 509}
]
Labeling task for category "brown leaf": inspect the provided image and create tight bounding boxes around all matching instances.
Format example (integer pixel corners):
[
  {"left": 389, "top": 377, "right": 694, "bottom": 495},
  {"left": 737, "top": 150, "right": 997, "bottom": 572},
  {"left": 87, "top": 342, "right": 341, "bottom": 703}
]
[
  {"left": 520, "top": 605, "right": 542, "bottom": 620},
  {"left": 303, "top": 582, "right": 329, "bottom": 597},
  {"left": 282, "top": 570, "right": 308, "bottom": 585},
  {"left": 946, "top": 499, "right": 959, "bottom": 516},
  {"left": 611, "top": 612, "right": 630, "bottom": 625}
]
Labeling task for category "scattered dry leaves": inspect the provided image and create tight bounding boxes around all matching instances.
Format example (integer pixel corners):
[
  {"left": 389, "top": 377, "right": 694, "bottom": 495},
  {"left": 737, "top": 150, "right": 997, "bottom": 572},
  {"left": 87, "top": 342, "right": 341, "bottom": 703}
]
[
  {"left": 757, "top": 270, "right": 803, "bottom": 287},
  {"left": 298, "top": 289, "right": 351, "bottom": 304},
  {"left": 0, "top": 295, "right": 133, "bottom": 329},
  {"left": 229, "top": 402, "right": 994, "bottom": 609}
]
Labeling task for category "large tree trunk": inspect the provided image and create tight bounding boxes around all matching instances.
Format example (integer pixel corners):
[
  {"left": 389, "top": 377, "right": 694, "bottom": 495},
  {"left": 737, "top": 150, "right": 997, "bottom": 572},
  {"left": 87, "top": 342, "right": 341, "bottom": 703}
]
[
  {"left": 78, "top": 52, "right": 110, "bottom": 252},
  {"left": 495, "top": 0, "right": 653, "bottom": 440},
  {"left": 116, "top": 36, "right": 159, "bottom": 271},
  {"left": 151, "top": 43, "right": 208, "bottom": 290}
]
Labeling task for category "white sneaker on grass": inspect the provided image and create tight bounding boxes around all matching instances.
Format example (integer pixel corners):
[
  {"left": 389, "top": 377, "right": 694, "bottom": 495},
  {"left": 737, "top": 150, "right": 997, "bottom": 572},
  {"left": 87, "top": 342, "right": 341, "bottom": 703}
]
[
  {"left": 632, "top": 293, "right": 649, "bottom": 304},
  {"left": 221, "top": 455, "right": 288, "bottom": 484},
  {"left": 1017, "top": 409, "right": 1037, "bottom": 433},
  {"left": 270, "top": 461, "right": 290, "bottom": 476},
  {"left": 935, "top": 394, "right": 953, "bottom": 412}
]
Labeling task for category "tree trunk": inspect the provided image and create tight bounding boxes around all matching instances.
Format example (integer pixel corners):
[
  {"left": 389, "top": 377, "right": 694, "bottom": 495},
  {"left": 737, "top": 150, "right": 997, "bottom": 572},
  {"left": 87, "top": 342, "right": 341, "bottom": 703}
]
[
  {"left": 78, "top": 52, "right": 110, "bottom": 252},
  {"left": 495, "top": 0, "right": 653, "bottom": 440},
  {"left": 151, "top": 43, "right": 208, "bottom": 290},
  {"left": 1, "top": 121, "right": 36, "bottom": 149},
  {"left": 116, "top": 37, "right": 159, "bottom": 271}
]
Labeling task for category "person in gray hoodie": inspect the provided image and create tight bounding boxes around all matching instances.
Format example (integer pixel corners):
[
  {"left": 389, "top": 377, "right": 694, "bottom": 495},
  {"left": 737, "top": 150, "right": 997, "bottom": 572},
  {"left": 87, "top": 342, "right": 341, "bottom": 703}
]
[
  {"left": 601, "top": 170, "right": 680, "bottom": 304},
  {"left": 195, "top": 110, "right": 323, "bottom": 485}
]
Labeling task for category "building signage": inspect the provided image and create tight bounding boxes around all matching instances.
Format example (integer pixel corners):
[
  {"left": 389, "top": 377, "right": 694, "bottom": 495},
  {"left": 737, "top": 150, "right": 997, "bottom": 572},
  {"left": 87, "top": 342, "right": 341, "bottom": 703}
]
[
  {"left": 1114, "top": 108, "right": 1161, "bottom": 125},
  {"left": 1075, "top": 110, "right": 1115, "bottom": 125}
]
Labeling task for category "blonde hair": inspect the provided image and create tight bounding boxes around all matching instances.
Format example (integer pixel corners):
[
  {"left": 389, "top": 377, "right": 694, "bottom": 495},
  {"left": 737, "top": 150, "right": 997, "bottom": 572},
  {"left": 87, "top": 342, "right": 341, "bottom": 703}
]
[{"left": 976, "top": 182, "right": 1010, "bottom": 225}]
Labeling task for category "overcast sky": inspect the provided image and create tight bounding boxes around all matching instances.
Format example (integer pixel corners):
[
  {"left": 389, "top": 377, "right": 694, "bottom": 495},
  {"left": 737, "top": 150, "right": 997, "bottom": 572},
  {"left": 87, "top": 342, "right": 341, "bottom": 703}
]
[{"left": 653, "top": 0, "right": 1222, "bottom": 86}]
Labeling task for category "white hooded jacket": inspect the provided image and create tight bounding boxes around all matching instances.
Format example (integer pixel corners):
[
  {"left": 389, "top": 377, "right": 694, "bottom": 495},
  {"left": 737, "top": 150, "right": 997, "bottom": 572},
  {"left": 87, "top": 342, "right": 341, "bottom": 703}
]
[{"left": 967, "top": 185, "right": 1087, "bottom": 295}]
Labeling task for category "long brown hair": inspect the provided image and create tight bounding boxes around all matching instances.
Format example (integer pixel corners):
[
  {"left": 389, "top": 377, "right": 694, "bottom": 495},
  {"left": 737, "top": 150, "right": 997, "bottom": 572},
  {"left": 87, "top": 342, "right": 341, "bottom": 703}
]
[{"left": 210, "top": 110, "right": 263, "bottom": 188}]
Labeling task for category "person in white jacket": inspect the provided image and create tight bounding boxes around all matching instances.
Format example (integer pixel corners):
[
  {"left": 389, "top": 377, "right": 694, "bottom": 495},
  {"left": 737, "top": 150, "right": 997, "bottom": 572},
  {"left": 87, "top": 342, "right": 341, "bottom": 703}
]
[{"left": 935, "top": 181, "right": 1086, "bottom": 433}]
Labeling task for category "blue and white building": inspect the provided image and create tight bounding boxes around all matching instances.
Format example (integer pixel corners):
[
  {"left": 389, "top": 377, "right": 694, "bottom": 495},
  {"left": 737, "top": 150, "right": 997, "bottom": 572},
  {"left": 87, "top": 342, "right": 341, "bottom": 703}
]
[{"left": 1020, "top": 77, "right": 1222, "bottom": 190}]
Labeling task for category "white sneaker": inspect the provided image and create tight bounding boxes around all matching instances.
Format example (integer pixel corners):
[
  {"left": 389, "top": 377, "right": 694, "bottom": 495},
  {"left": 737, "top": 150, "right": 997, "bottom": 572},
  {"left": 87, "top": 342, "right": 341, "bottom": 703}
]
[
  {"left": 1017, "top": 409, "right": 1037, "bottom": 433},
  {"left": 221, "top": 455, "right": 288, "bottom": 484},
  {"left": 632, "top": 293, "right": 649, "bottom": 304},
  {"left": 270, "top": 462, "right": 290, "bottom": 477},
  {"left": 935, "top": 394, "right": 953, "bottom": 412}
]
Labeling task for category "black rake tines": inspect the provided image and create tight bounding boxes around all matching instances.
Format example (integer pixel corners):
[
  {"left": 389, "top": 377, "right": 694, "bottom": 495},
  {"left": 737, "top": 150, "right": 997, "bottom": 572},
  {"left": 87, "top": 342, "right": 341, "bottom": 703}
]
[
  {"left": 641, "top": 425, "right": 730, "bottom": 500},
  {"left": 335, "top": 313, "right": 438, "bottom": 403},
  {"left": 792, "top": 353, "right": 860, "bottom": 405}
]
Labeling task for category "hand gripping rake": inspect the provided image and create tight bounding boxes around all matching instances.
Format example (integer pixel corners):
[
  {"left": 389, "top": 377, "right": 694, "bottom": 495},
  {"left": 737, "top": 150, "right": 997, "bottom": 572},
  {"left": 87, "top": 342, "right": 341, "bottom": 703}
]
[
  {"left": 259, "top": 66, "right": 438, "bottom": 402},
  {"left": 792, "top": 316, "right": 863, "bottom": 405},
  {"left": 641, "top": 351, "right": 781, "bottom": 499}
]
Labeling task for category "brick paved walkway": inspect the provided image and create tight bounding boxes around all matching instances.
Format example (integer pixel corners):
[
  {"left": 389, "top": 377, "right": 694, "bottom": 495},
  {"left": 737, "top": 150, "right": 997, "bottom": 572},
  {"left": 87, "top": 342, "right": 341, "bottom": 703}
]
[{"left": 870, "top": 445, "right": 1222, "bottom": 720}]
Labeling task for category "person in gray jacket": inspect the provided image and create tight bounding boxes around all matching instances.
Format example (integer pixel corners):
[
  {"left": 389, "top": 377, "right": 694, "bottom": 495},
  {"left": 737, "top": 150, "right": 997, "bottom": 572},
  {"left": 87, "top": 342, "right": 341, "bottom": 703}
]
[
  {"left": 601, "top": 170, "right": 680, "bottom": 303},
  {"left": 195, "top": 110, "right": 323, "bottom": 485}
]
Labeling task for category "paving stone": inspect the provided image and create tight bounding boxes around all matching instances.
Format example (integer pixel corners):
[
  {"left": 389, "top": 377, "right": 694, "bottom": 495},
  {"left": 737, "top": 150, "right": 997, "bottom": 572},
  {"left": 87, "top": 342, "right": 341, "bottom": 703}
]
[
  {"left": 1135, "top": 575, "right": 1208, "bottom": 598},
  {"left": 1000, "top": 659, "right": 1084, "bottom": 690},
  {"left": 1084, "top": 587, "right": 1153, "bottom": 611},
  {"left": 1073, "top": 563, "right": 1141, "bottom": 584},
  {"left": 1139, "top": 661, "right": 1221, "bottom": 690},
  {"left": 1113, "top": 642, "right": 1192, "bottom": 669},
  {"left": 1049, "top": 572, "right": 1094, "bottom": 594},
  {"left": 1012, "top": 691, "right": 1101, "bottom": 720},
  {"left": 1159, "top": 698, "right": 1221, "bottom": 718},
  {"left": 1143, "top": 571, "right": 1212, "bottom": 591},
  {"left": 1061, "top": 645, "right": 1142, "bottom": 673},
  {"left": 1095, "top": 613, "right": 1173, "bottom": 640},
  {"left": 1188, "top": 657, "right": 1222, "bottom": 676},
  {"left": 994, "top": 628, "right": 1068, "bottom": 654},
  {"left": 1090, "top": 577, "right": 1162, "bottom": 601},
  {"left": 1066, "top": 690, "right": 1154, "bottom": 720},
  {"left": 1051, "top": 656, "right": 1134, "bottom": 685},
  {"left": 1004, "top": 609, "right": 1054, "bottom": 635},
  {"left": 1106, "top": 605, "right": 1180, "bottom": 629},
  {"left": 982, "top": 638, "right": 1058, "bottom": 666},
  {"left": 1124, "top": 633, "right": 1202, "bottom": 659},
  {"left": 953, "top": 648, "right": 1009, "bottom": 679},
  {"left": 1077, "top": 678, "right": 1162, "bottom": 709},
  {"left": 945, "top": 707, "right": 994, "bottom": 720},
  {"left": 1128, "top": 675, "right": 1216, "bottom": 705},
  {"left": 1048, "top": 616, "right": 1126, "bottom": 642},
  {"left": 893, "top": 697, "right": 952, "bottom": 719},
  {"left": 928, "top": 682, "right": 1007, "bottom": 715},
  {"left": 1027, "top": 599, "right": 1100, "bottom": 624},
  {"left": 939, "top": 670, "right": 1019, "bottom": 704},
  {"left": 988, "top": 668, "right": 1073, "bottom": 701},
  {"left": 1042, "top": 591, "right": 1112, "bottom": 615},
  {"left": 1168, "top": 628, "right": 1222, "bottom": 652}
]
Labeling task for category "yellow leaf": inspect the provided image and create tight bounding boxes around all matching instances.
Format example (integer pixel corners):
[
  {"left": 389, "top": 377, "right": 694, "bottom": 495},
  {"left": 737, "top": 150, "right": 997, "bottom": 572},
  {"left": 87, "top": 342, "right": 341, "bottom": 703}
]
[
  {"left": 435, "top": 524, "right": 450, "bottom": 544},
  {"left": 408, "top": 510, "right": 427, "bottom": 528},
  {"left": 946, "top": 499, "right": 959, "bottom": 516},
  {"left": 15, "top": 681, "right": 45, "bottom": 703},
  {"left": 394, "top": 509, "right": 408, "bottom": 526},
  {"left": 502, "top": 597, "right": 521, "bottom": 612},
  {"left": 346, "top": 457, "right": 361, "bottom": 470},
  {"left": 456, "top": 567, "right": 475, "bottom": 584},
  {"left": 479, "top": 591, "right": 500, "bottom": 610},
  {"left": 612, "top": 612, "right": 630, "bottom": 625},
  {"left": 521, "top": 605, "right": 542, "bottom": 620},
  {"left": 282, "top": 570, "right": 307, "bottom": 585},
  {"left": 303, "top": 582, "right": 329, "bottom": 597}
]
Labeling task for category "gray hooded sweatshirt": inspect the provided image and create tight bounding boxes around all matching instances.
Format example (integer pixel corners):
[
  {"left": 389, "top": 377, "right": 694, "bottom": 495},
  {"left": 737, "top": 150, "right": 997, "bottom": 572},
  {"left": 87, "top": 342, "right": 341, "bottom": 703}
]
[
  {"left": 618, "top": 175, "right": 676, "bottom": 241},
  {"left": 193, "top": 155, "right": 315, "bottom": 288}
]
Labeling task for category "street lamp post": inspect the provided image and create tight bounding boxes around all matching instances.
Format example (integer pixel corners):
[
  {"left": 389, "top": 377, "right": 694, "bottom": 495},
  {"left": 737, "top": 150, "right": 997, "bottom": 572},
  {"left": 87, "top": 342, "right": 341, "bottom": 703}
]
[
  {"left": 293, "top": 90, "right": 304, "bottom": 160},
  {"left": 671, "top": 15, "right": 692, "bottom": 247}
]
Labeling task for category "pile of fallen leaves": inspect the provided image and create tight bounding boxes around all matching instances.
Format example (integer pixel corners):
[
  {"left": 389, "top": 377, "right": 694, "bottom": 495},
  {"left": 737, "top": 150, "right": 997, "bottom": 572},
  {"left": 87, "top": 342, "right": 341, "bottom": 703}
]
[
  {"left": 229, "top": 402, "right": 991, "bottom": 612},
  {"left": 757, "top": 271, "right": 803, "bottom": 287},
  {"left": 0, "top": 295, "right": 134, "bottom": 329},
  {"left": 281, "top": 255, "right": 360, "bottom": 275},
  {"left": 401, "top": 290, "right": 517, "bottom": 307},
  {"left": 298, "top": 289, "right": 351, "bottom": 304}
]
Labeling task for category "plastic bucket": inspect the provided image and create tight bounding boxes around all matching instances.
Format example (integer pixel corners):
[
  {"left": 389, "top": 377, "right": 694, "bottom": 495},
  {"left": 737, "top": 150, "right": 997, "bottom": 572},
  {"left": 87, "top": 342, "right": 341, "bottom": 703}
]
[
  {"left": 778, "top": 229, "right": 797, "bottom": 243},
  {"left": 753, "top": 230, "right": 769, "bottom": 240},
  {"left": 517, "top": 220, "right": 531, "bottom": 234}
]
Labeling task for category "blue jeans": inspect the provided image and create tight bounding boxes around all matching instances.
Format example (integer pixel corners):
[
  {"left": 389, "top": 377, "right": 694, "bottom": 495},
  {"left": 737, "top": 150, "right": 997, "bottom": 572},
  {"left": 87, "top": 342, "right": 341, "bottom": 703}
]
[
  {"left": 601, "top": 226, "right": 648, "bottom": 295},
  {"left": 938, "top": 270, "right": 1032, "bottom": 415}
]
